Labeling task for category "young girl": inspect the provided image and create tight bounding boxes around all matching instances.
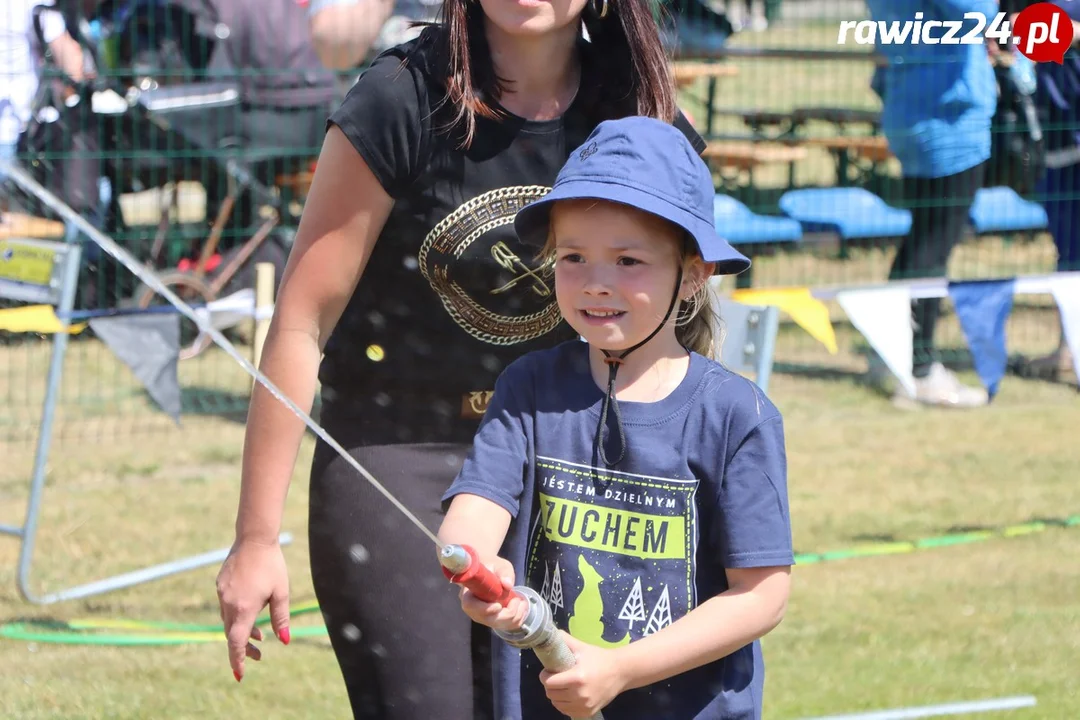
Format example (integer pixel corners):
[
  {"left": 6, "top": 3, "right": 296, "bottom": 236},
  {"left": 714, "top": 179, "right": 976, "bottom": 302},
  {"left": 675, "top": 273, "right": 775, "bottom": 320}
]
[{"left": 438, "top": 116, "right": 794, "bottom": 720}]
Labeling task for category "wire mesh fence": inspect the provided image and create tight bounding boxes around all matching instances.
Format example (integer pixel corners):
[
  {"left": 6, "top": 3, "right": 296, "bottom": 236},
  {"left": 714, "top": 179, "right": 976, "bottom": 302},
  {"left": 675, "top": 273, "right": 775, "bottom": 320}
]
[{"left": 1, "top": 0, "right": 1077, "bottom": 452}]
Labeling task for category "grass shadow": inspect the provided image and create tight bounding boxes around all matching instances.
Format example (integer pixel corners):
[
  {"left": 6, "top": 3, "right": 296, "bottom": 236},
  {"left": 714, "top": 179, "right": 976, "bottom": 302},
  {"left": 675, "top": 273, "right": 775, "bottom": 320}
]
[
  {"left": 178, "top": 386, "right": 324, "bottom": 425},
  {"left": 847, "top": 515, "right": 1080, "bottom": 546},
  {"left": 773, "top": 361, "right": 868, "bottom": 385}
]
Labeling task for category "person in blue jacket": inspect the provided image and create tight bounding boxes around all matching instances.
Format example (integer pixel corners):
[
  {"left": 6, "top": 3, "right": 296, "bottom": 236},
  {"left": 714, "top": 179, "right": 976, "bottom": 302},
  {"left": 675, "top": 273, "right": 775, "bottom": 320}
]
[{"left": 866, "top": 0, "right": 999, "bottom": 408}]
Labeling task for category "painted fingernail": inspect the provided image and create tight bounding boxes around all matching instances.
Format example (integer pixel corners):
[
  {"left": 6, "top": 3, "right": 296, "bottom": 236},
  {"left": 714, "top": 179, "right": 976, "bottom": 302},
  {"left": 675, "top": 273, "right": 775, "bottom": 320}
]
[
  {"left": 233, "top": 670, "right": 242, "bottom": 682},
  {"left": 278, "top": 627, "right": 290, "bottom": 645}
]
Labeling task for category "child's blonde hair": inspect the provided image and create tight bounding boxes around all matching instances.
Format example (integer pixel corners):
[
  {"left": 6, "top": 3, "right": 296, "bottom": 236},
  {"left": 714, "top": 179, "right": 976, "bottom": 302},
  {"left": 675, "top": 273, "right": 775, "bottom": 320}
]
[
  {"left": 540, "top": 202, "right": 719, "bottom": 360},
  {"left": 674, "top": 266, "right": 718, "bottom": 361}
]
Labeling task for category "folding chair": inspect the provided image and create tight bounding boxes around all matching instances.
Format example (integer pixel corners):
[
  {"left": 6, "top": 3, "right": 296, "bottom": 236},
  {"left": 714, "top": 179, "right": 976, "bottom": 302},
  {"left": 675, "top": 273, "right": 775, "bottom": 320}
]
[
  {"left": 968, "top": 186, "right": 1048, "bottom": 234},
  {"left": 778, "top": 187, "right": 912, "bottom": 241},
  {"left": 713, "top": 296, "right": 781, "bottom": 394},
  {"left": 713, "top": 194, "right": 803, "bottom": 246}
]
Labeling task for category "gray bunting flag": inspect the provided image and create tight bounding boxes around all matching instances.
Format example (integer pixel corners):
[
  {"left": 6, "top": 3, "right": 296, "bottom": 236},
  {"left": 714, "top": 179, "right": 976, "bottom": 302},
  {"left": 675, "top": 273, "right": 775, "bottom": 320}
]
[{"left": 89, "top": 313, "right": 182, "bottom": 423}]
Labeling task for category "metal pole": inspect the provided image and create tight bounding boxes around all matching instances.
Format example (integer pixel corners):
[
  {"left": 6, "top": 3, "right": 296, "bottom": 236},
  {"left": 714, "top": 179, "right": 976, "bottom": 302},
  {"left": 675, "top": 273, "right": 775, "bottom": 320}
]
[
  {"left": 15, "top": 223, "right": 82, "bottom": 603},
  {"left": 801, "top": 695, "right": 1037, "bottom": 720}
]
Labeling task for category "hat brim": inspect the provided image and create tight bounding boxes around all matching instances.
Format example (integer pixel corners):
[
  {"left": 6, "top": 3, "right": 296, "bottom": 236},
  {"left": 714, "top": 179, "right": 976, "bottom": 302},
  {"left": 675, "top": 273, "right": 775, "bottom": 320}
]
[{"left": 514, "top": 178, "right": 751, "bottom": 276}]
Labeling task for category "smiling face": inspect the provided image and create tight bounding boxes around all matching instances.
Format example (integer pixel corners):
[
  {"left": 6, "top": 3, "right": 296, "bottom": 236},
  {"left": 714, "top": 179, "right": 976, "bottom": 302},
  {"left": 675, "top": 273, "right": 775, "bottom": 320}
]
[
  {"left": 478, "top": 0, "right": 588, "bottom": 38},
  {"left": 550, "top": 200, "right": 708, "bottom": 353}
]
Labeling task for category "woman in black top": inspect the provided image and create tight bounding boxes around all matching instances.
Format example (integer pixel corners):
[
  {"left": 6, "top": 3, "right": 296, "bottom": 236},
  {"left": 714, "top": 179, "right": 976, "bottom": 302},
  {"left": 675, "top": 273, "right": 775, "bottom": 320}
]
[{"left": 215, "top": 0, "right": 705, "bottom": 716}]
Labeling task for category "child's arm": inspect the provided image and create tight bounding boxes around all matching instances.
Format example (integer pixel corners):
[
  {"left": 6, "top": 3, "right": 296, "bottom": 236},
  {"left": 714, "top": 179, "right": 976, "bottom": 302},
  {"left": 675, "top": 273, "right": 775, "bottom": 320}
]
[
  {"left": 539, "top": 566, "right": 790, "bottom": 718},
  {"left": 610, "top": 408, "right": 794, "bottom": 688},
  {"left": 438, "top": 493, "right": 529, "bottom": 632},
  {"left": 438, "top": 493, "right": 512, "bottom": 561},
  {"left": 436, "top": 359, "right": 535, "bottom": 627},
  {"left": 611, "top": 565, "right": 790, "bottom": 688}
]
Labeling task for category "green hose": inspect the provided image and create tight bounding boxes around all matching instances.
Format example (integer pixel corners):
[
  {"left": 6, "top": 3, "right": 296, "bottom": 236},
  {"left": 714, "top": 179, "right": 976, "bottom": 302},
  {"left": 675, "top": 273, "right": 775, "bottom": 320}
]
[
  {"left": 793, "top": 515, "right": 1079, "bottom": 566},
  {"left": 66, "top": 599, "right": 322, "bottom": 633},
  {"left": 3, "top": 516, "right": 1076, "bottom": 646},
  {"left": 0, "top": 623, "right": 327, "bottom": 646},
  {"left": 0, "top": 599, "right": 326, "bottom": 646}
]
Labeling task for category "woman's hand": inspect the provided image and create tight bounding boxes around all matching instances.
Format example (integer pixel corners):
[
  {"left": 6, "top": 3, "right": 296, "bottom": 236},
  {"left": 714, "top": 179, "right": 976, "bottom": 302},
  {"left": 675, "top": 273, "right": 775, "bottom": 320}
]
[
  {"left": 216, "top": 538, "right": 291, "bottom": 682},
  {"left": 458, "top": 556, "right": 529, "bottom": 633}
]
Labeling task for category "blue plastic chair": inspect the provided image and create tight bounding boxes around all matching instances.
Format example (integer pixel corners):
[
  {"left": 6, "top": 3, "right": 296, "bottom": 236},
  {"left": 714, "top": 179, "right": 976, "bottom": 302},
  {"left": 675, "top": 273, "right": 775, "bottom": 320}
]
[
  {"left": 968, "top": 186, "right": 1049, "bottom": 234},
  {"left": 713, "top": 194, "right": 803, "bottom": 246},
  {"left": 778, "top": 187, "right": 912, "bottom": 240}
]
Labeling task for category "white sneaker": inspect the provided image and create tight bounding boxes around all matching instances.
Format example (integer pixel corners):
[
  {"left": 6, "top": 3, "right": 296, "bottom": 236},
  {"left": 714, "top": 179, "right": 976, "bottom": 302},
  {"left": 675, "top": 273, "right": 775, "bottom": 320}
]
[{"left": 893, "top": 362, "right": 989, "bottom": 409}]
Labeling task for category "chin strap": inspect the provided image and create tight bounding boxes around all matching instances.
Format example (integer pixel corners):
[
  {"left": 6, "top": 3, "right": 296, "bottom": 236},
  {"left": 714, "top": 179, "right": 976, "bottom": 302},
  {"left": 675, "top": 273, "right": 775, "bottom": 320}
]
[{"left": 594, "top": 264, "right": 684, "bottom": 467}]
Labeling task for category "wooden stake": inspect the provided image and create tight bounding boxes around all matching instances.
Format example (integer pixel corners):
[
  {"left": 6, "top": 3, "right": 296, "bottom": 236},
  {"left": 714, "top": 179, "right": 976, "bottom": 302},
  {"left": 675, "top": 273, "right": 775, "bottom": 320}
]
[{"left": 253, "top": 262, "right": 275, "bottom": 369}]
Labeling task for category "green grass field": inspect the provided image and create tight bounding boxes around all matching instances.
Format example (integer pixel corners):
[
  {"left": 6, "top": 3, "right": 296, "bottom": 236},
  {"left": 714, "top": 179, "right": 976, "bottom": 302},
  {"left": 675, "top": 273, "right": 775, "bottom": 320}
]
[
  {"left": 1, "top": 313, "right": 1077, "bottom": 719},
  {"left": 1, "top": 13, "right": 1078, "bottom": 720}
]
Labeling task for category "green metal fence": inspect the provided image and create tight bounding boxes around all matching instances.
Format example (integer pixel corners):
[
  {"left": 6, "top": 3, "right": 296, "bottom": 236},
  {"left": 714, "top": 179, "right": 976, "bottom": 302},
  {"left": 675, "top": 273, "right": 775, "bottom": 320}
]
[{"left": 1, "top": 0, "right": 1076, "bottom": 451}]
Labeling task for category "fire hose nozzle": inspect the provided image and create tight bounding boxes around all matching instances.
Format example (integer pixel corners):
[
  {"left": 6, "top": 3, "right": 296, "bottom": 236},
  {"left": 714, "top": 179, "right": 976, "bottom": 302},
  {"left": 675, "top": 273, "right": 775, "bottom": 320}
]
[
  {"left": 438, "top": 543, "right": 518, "bottom": 608},
  {"left": 496, "top": 586, "right": 604, "bottom": 720},
  {"left": 438, "top": 543, "right": 473, "bottom": 575},
  {"left": 438, "top": 545, "right": 604, "bottom": 720},
  {"left": 493, "top": 586, "right": 553, "bottom": 649}
]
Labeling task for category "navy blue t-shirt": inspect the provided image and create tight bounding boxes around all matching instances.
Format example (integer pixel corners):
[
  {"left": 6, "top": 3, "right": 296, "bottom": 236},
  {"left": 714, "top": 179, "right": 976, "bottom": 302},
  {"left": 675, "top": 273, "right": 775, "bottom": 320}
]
[{"left": 443, "top": 340, "right": 794, "bottom": 720}]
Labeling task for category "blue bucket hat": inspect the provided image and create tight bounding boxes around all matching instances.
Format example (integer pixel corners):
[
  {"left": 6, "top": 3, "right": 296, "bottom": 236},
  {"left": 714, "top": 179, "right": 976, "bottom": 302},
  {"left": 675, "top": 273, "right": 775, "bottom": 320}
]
[{"left": 514, "top": 115, "right": 751, "bottom": 276}]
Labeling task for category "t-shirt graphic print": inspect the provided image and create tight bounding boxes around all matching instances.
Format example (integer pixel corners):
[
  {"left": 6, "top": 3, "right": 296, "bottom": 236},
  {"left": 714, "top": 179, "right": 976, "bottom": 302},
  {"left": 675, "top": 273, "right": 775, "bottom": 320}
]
[
  {"left": 418, "top": 185, "right": 563, "bottom": 347},
  {"left": 526, "top": 455, "right": 699, "bottom": 646}
]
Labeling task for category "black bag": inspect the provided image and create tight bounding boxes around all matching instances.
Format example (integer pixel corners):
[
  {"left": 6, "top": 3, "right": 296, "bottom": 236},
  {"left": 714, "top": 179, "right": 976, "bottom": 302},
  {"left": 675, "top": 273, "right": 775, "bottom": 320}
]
[{"left": 985, "top": 62, "right": 1046, "bottom": 195}]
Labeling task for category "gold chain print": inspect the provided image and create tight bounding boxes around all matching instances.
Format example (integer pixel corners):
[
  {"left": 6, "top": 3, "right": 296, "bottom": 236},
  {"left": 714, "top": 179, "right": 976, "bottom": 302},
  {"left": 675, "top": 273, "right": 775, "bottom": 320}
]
[{"left": 419, "top": 186, "right": 563, "bottom": 346}]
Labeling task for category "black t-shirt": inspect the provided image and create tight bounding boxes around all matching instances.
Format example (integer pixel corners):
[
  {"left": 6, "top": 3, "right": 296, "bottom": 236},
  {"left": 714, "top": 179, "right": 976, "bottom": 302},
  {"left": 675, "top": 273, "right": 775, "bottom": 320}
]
[{"left": 322, "top": 30, "right": 706, "bottom": 445}]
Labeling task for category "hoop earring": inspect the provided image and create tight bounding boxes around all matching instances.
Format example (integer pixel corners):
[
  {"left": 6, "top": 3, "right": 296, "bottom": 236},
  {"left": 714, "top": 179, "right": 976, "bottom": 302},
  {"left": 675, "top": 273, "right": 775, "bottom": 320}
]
[
  {"left": 590, "top": 0, "right": 609, "bottom": 19},
  {"left": 675, "top": 289, "right": 702, "bottom": 327}
]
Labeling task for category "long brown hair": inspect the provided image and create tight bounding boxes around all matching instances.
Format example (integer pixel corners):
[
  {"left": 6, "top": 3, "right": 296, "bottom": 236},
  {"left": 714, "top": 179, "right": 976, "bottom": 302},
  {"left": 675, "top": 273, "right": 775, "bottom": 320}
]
[{"left": 429, "top": 0, "right": 678, "bottom": 147}]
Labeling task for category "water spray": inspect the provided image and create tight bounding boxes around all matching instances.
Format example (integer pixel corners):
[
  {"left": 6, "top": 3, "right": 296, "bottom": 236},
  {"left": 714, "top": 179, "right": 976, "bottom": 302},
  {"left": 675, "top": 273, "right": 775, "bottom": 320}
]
[{"left": 2, "top": 162, "right": 443, "bottom": 550}]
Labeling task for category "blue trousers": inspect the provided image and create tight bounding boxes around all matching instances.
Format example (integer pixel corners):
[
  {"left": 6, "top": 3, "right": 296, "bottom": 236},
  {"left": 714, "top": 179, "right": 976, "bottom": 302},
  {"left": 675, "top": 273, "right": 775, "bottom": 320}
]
[{"left": 1038, "top": 162, "right": 1080, "bottom": 272}]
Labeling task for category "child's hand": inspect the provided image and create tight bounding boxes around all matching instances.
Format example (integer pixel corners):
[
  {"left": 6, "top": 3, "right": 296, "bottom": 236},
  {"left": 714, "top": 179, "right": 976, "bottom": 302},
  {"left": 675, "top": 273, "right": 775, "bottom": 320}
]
[
  {"left": 540, "top": 631, "right": 627, "bottom": 717},
  {"left": 459, "top": 557, "right": 528, "bottom": 633}
]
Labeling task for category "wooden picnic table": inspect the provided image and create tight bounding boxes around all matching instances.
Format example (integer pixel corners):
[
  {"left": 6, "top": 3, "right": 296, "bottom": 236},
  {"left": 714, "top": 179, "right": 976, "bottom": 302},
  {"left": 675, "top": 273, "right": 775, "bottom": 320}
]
[
  {"left": 672, "top": 46, "right": 885, "bottom": 65},
  {"left": 798, "top": 135, "right": 894, "bottom": 186},
  {"left": 0, "top": 213, "right": 66, "bottom": 240},
  {"left": 703, "top": 141, "right": 808, "bottom": 169},
  {"left": 670, "top": 61, "right": 740, "bottom": 136},
  {"left": 800, "top": 135, "right": 893, "bottom": 163},
  {"left": 671, "top": 61, "right": 740, "bottom": 87},
  {"left": 702, "top": 141, "right": 808, "bottom": 191},
  {"left": 791, "top": 107, "right": 882, "bottom": 129},
  {"left": 706, "top": 105, "right": 882, "bottom": 142}
]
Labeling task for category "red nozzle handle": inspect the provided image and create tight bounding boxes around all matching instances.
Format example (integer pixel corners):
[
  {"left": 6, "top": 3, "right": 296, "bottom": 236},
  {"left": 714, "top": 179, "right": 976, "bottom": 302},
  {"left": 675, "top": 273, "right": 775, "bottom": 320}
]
[{"left": 441, "top": 544, "right": 518, "bottom": 607}]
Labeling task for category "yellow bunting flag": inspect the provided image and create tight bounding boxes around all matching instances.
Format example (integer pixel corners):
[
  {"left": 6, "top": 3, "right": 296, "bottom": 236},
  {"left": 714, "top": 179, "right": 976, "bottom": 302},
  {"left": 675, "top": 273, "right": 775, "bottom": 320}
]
[
  {"left": 732, "top": 287, "right": 838, "bottom": 354},
  {"left": 0, "top": 305, "right": 87, "bottom": 334}
]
